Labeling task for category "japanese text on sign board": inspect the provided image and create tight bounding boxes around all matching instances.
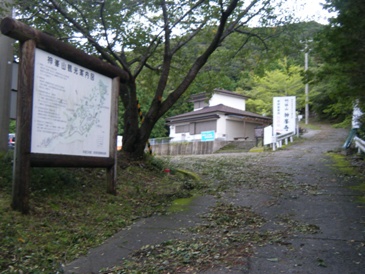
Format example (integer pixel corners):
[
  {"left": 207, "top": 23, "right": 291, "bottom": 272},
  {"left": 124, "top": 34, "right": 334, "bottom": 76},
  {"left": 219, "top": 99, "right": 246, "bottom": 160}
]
[{"left": 273, "top": 96, "right": 296, "bottom": 135}]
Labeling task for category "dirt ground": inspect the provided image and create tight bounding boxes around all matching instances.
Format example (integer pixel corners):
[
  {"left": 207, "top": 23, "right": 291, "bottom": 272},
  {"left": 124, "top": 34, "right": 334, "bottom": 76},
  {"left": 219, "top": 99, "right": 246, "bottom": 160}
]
[{"left": 64, "top": 124, "right": 365, "bottom": 273}]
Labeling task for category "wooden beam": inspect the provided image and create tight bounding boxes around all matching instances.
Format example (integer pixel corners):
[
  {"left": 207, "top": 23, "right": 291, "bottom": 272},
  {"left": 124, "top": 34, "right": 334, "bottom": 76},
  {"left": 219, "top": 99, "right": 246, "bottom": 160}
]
[
  {"left": 30, "top": 154, "right": 115, "bottom": 168},
  {"left": 0, "top": 17, "right": 129, "bottom": 82}
]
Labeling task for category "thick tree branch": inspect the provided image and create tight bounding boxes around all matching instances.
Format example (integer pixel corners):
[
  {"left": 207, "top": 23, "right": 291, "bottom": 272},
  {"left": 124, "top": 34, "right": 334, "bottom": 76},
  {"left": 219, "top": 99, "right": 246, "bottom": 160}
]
[
  {"left": 153, "top": 0, "right": 173, "bottom": 99},
  {"left": 132, "top": 36, "right": 162, "bottom": 77}
]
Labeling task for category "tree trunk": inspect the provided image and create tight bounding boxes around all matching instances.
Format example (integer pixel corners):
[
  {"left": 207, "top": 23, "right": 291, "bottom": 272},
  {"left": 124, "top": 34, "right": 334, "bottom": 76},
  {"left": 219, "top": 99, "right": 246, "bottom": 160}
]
[{"left": 119, "top": 80, "right": 150, "bottom": 160}]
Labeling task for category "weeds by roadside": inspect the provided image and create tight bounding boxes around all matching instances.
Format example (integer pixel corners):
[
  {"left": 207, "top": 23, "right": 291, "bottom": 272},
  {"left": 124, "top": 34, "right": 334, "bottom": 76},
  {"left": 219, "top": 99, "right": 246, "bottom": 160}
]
[
  {"left": 0, "top": 153, "right": 198, "bottom": 273},
  {"left": 1, "top": 142, "right": 363, "bottom": 273}
]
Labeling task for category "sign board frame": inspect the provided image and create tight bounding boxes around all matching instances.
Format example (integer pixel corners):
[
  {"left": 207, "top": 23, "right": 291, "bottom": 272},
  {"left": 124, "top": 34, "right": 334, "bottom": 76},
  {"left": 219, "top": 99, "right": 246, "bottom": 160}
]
[
  {"left": 1, "top": 18, "right": 129, "bottom": 213},
  {"left": 273, "top": 96, "right": 296, "bottom": 135}
]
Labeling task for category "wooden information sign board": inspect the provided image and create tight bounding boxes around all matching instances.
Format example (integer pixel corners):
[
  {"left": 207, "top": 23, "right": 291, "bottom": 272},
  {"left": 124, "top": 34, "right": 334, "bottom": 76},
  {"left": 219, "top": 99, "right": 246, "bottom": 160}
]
[{"left": 1, "top": 17, "right": 129, "bottom": 213}]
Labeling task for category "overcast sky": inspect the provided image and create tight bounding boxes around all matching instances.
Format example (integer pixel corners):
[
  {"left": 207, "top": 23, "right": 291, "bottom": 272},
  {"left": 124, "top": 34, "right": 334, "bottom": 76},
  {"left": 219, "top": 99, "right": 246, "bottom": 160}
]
[{"left": 294, "top": 0, "right": 335, "bottom": 24}]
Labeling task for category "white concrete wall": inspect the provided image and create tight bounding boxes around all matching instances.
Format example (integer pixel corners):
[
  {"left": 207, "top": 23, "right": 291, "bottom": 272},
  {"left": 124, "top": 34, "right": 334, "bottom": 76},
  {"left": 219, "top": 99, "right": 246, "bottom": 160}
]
[
  {"left": 214, "top": 114, "right": 225, "bottom": 139},
  {"left": 169, "top": 119, "right": 264, "bottom": 142},
  {"left": 169, "top": 116, "right": 228, "bottom": 142},
  {"left": 243, "top": 123, "right": 257, "bottom": 140},
  {"left": 209, "top": 93, "right": 245, "bottom": 111},
  {"left": 225, "top": 120, "right": 244, "bottom": 140}
]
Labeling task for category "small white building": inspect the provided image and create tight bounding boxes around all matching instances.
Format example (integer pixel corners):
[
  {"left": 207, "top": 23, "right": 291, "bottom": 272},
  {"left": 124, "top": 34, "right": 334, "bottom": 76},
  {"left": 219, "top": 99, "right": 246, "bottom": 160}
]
[{"left": 166, "top": 89, "right": 271, "bottom": 142}]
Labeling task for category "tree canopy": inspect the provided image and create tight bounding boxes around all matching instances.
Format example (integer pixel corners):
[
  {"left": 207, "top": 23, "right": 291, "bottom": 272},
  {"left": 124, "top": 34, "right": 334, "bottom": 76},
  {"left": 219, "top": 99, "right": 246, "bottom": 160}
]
[
  {"left": 310, "top": 0, "right": 365, "bottom": 131},
  {"left": 245, "top": 58, "right": 304, "bottom": 116},
  {"left": 12, "top": 0, "right": 296, "bottom": 158},
  {"left": 316, "top": 2, "right": 364, "bottom": 102}
]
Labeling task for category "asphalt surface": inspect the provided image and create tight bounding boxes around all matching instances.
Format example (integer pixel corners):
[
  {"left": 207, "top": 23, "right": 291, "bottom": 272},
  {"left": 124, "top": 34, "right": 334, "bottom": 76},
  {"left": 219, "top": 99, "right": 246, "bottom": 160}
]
[{"left": 63, "top": 125, "right": 365, "bottom": 273}]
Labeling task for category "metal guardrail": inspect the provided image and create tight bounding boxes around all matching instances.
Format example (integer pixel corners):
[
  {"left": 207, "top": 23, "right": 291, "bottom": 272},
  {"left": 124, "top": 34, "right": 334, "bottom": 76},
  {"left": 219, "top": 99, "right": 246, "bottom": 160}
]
[
  {"left": 343, "top": 128, "right": 357, "bottom": 149},
  {"left": 272, "top": 131, "right": 295, "bottom": 151},
  {"left": 354, "top": 136, "right": 365, "bottom": 154}
]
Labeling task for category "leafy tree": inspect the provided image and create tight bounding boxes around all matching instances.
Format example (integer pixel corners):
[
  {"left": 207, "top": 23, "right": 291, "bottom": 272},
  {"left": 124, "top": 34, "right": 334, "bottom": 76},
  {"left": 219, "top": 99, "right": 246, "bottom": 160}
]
[
  {"left": 244, "top": 58, "right": 304, "bottom": 116},
  {"left": 12, "top": 0, "right": 294, "bottom": 159},
  {"left": 309, "top": 64, "right": 352, "bottom": 124},
  {"left": 314, "top": 0, "right": 365, "bottom": 127}
]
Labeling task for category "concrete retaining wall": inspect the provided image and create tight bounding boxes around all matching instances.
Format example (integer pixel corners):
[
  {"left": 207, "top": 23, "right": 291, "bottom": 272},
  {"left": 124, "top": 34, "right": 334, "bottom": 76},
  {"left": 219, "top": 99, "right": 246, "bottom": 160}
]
[{"left": 150, "top": 140, "right": 256, "bottom": 155}]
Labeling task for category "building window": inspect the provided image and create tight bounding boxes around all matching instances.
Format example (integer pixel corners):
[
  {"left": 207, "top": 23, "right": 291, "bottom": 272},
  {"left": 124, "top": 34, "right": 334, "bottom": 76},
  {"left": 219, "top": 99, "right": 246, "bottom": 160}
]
[
  {"left": 190, "top": 120, "right": 216, "bottom": 134},
  {"left": 175, "top": 124, "right": 190, "bottom": 133},
  {"left": 194, "top": 101, "right": 207, "bottom": 109}
]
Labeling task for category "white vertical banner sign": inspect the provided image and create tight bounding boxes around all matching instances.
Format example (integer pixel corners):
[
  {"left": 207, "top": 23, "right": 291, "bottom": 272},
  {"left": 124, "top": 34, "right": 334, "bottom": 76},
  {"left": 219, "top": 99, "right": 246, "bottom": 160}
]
[
  {"left": 273, "top": 96, "right": 296, "bottom": 135},
  {"left": 31, "top": 48, "right": 113, "bottom": 157}
]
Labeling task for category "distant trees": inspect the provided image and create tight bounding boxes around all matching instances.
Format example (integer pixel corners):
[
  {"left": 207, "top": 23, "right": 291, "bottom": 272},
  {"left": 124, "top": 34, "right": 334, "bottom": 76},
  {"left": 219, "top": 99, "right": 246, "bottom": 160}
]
[
  {"left": 313, "top": 0, "right": 365, "bottom": 128},
  {"left": 244, "top": 58, "right": 304, "bottom": 116}
]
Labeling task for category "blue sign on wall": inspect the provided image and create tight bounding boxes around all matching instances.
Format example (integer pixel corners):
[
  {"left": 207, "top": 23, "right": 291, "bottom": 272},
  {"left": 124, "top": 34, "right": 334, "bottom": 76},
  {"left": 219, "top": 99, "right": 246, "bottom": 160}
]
[{"left": 201, "top": 131, "right": 215, "bottom": 142}]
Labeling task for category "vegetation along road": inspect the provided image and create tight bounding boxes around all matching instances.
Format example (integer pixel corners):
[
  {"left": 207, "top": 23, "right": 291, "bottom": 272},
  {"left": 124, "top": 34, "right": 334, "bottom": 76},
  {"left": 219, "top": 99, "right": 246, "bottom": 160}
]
[{"left": 63, "top": 124, "right": 365, "bottom": 273}]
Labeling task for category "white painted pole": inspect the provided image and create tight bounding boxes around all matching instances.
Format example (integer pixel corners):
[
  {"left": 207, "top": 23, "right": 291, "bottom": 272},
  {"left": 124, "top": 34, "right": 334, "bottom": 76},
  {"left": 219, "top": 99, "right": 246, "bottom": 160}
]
[{"left": 304, "top": 49, "right": 309, "bottom": 125}]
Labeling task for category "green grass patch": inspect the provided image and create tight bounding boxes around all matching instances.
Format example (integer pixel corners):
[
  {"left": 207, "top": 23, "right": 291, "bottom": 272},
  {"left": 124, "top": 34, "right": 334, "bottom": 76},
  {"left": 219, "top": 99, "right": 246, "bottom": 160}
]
[
  {"left": 327, "top": 152, "right": 358, "bottom": 176},
  {"left": 248, "top": 146, "right": 264, "bottom": 152},
  {"left": 299, "top": 121, "right": 322, "bottom": 131},
  {"left": 168, "top": 196, "right": 196, "bottom": 213},
  {"left": 348, "top": 182, "right": 365, "bottom": 204},
  {"left": 0, "top": 153, "right": 201, "bottom": 273},
  {"left": 327, "top": 152, "right": 365, "bottom": 204}
]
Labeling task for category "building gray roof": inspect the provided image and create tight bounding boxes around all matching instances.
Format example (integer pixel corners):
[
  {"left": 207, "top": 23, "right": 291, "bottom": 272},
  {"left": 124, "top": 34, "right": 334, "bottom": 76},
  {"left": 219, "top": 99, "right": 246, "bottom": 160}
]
[
  {"left": 189, "top": 89, "right": 250, "bottom": 102},
  {"left": 166, "top": 104, "right": 271, "bottom": 124}
]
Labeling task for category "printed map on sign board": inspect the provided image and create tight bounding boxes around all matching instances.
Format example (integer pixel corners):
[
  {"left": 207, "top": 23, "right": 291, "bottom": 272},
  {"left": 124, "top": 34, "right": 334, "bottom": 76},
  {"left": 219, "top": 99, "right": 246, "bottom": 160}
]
[
  {"left": 31, "top": 48, "right": 113, "bottom": 157},
  {"left": 273, "top": 96, "right": 296, "bottom": 135}
]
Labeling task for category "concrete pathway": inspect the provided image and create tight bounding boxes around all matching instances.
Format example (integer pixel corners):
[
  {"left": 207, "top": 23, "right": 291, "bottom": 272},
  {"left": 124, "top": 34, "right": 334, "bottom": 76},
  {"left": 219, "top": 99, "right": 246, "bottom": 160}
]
[{"left": 64, "top": 125, "right": 365, "bottom": 273}]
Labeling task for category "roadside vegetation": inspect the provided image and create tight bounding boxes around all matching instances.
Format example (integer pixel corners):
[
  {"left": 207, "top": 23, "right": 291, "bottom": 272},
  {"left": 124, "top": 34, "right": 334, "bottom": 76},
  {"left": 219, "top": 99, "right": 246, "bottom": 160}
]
[
  {"left": 4, "top": 131, "right": 363, "bottom": 273},
  {"left": 0, "top": 152, "right": 201, "bottom": 273}
]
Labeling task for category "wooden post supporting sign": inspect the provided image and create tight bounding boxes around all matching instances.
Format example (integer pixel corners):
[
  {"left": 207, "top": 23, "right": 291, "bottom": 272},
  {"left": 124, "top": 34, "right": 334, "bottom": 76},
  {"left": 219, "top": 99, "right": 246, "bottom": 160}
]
[{"left": 11, "top": 39, "right": 35, "bottom": 213}]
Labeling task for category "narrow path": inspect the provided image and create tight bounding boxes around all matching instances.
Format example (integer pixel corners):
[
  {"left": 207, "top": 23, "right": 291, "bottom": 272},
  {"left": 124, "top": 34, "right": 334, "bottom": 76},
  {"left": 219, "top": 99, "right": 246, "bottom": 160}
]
[
  {"left": 218, "top": 125, "right": 365, "bottom": 273},
  {"left": 64, "top": 125, "right": 365, "bottom": 273}
]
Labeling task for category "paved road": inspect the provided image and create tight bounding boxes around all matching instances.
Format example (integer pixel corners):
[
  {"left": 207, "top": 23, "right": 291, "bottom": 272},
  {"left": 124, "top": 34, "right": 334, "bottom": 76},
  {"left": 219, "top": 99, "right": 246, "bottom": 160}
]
[
  {"left": 64, "top": 125, "right": 365, "bottom": 273},
  {"left": 225, "top": 125, "right": 365, "bottom": 273}
]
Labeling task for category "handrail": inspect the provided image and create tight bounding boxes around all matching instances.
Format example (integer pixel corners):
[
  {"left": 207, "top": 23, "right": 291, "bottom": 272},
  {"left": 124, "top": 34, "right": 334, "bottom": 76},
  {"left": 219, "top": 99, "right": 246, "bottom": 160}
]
[
  {"left": 354, "top": 136, "right": 365, "bottom": 154},
  {"left": 272, "top": 131, "right": 295, "bottom": 151},
  {"left": 276, "top": 131, "right": 295, "bottom": 142}
]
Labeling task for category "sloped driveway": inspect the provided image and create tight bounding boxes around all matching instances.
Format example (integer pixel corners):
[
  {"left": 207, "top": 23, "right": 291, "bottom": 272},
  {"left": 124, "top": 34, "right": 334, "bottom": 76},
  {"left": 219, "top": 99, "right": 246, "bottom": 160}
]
[{"left": 64, "top": 124, "right": 365, "bottom": 273}]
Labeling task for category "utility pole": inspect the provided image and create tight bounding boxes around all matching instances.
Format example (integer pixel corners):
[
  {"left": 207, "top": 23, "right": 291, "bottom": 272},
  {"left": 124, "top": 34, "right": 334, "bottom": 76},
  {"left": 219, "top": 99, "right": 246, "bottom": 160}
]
[
  {"left": 300, "top": 39, "right": 311, "bottom": 125},
  {"left": 304, "top": 43, "right": 310, "bottom": 125},
  {"left": 0, "top": 0, "right": 14, "bottom": 152}
]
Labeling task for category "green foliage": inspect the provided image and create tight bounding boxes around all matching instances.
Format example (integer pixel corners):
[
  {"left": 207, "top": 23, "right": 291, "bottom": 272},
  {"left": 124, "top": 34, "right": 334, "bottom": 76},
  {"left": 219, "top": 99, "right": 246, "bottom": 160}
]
[
  {"left": 8, "top": 120, "right": 16, "bottom": 133},
  {"left": 245, "top": 58, "right": 304, "bottom": 115},
  {"left": 320, "top": 0, "right": 365, "bottom": 97},
  {"left": 0, "top": 153, "right": 202, "bottom": 272},
  {"left": 313, "top": 0, "right": 365, "bottom": 125},
  {"left": 12, "top": 0, "right": 304, "bottom": 157}
]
